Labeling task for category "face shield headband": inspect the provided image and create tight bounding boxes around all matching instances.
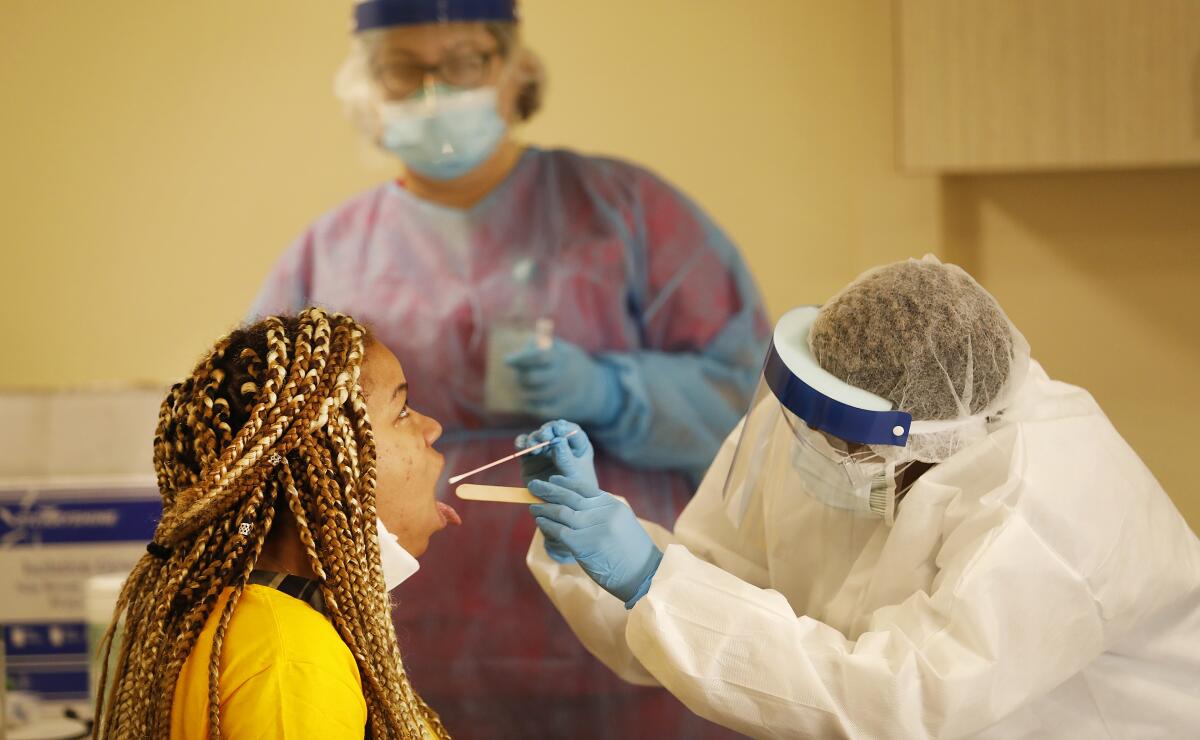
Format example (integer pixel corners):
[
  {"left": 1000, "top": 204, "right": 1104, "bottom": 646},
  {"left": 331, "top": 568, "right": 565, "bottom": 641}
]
[
  {"left": 721, "top": 307, "right": 916, "bottom": 529},
  {"left": 355, "top": 0, "right": 517, "bottom": 31},
  {"left": 765, "top": 306, "right": 912, "bottom": 446}
]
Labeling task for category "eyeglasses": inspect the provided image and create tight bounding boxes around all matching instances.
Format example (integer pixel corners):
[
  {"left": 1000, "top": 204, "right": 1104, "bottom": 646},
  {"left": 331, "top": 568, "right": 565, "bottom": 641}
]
[{"left": 372, "top": 49, "right": 501, "bottom": 99}]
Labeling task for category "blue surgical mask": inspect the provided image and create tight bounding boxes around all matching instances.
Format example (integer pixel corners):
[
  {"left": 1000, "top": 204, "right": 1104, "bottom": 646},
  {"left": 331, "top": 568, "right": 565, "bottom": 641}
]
[{"left": 379, "top": 86, "right": 507, "bottom": 180}]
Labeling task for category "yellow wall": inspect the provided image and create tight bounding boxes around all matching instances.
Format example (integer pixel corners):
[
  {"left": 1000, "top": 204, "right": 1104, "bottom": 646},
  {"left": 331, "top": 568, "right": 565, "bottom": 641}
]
[
  {"left": 1, "top": 2, "right": 1195, "bottom": 530},
  {"left": 941, "top": 171, "right": 1200, "bottom": 530}
]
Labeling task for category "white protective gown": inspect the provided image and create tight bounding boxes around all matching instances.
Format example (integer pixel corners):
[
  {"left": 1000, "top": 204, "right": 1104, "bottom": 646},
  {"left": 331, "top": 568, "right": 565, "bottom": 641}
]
[{"left": 527, "top": 362, "right": 1200, "bottom": 739}]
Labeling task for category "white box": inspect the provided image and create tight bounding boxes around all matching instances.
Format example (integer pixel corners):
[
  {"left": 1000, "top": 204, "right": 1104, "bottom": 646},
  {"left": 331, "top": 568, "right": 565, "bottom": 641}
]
[
  {"left": 0, "top": 386, "right": 165, "bottom": 718},
  {"left": 0, "top": 386, "right": 163, "bottom": 479}
]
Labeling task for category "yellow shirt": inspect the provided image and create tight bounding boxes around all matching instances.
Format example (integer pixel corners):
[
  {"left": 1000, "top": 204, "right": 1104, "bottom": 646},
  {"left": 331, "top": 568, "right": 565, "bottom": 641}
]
[{"left": 171, "top": 583, "right": 367, "bottom": 739}]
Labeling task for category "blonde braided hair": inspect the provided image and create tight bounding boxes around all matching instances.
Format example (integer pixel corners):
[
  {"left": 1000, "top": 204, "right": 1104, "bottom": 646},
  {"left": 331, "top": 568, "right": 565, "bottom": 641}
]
[{"left": 94, "top": 307, "right": 449, "bottom": 739}]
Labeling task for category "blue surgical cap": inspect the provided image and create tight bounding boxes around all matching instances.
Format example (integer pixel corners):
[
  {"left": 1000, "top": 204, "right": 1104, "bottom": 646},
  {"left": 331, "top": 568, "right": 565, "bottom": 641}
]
[{"left": 354, "top": 0, "right": 517, "bottom": 31}]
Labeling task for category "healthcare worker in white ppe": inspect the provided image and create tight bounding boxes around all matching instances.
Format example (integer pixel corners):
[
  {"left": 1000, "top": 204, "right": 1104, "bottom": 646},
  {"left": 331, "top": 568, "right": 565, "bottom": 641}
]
[{"left": 517, "top": 258, "right": 1200, "bottom": 739}]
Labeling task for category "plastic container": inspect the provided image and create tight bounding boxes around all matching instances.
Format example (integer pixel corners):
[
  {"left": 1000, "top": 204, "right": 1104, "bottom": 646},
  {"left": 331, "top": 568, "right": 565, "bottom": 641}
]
[{"left": 84, "top": 574, "right": 126, "bottom": 709}]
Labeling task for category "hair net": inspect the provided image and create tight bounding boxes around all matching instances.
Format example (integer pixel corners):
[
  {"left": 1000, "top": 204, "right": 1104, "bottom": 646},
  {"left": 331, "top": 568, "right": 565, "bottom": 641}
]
[
  {"left": 809, "top": 256, "right": 1030, "bottom": 463},
  {"left": 334, "top": 23, "right": 545, "bottom": 145}
]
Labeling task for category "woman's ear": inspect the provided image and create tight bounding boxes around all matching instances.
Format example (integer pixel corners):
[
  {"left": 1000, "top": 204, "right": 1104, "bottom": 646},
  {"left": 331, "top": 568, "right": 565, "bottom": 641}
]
[{"left": 498, "top": 47, "right": 544, "bottom": 124}]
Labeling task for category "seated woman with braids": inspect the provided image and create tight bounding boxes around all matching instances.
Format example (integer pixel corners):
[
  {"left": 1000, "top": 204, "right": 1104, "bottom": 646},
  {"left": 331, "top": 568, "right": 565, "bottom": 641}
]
[{"left": 93, "top": 308, "right": 461, "bottom": 739}]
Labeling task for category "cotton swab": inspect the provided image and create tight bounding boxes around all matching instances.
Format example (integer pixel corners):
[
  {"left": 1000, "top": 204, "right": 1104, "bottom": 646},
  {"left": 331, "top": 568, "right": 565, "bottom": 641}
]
[{"left": 447, "top": 429, "right": 580, "bottom": 485}]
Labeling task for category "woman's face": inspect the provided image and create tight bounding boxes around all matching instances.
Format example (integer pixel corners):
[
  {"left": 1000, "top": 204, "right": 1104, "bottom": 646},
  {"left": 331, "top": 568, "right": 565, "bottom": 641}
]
[
  {"left": 361, "top": 340, "right": 457, "bottom": 557},
  {"left": 367, "top": 22, "right": 523, "bottom": 121}
]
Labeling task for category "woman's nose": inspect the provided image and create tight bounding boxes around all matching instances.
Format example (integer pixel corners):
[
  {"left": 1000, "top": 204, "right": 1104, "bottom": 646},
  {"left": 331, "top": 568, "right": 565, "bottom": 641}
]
[{"left": 422, "top": 413, "right": 443, "bottom": 447}]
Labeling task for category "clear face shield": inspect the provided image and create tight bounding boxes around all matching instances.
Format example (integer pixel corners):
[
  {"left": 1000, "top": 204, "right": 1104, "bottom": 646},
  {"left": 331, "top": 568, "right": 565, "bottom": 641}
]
[
  {"left": 723, "top": 307, "right": 916, "bottom": 532},
  {"left": 353, "top": 0, "right": 518, "bottom": 179}
]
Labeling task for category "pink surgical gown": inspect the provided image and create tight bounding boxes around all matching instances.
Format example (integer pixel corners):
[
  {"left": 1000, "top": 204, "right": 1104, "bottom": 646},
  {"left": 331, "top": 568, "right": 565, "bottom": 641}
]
[{"left": 252, "top": 147, "right": 768, "bottom": 738}]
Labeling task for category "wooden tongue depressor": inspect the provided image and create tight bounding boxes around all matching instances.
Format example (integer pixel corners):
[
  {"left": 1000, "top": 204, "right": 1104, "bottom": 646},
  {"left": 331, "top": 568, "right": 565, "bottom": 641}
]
[{"left": 455, "top": 484, "right": 540, "bottom": 505}]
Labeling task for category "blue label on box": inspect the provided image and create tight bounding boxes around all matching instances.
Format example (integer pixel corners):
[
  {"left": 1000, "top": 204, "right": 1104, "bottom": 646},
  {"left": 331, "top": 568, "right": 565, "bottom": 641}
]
[
  {"left": 5, "top": 622, "right": 91, "bottom": 699},
  {"left": 7, "top": 669, "right": 91, "bottom": 698},
  {"left": 0, "top": 497, "right": 160, "bottom": 546},
  {"left": 5, "top": 621, "right": 89, "bottom": 656}
]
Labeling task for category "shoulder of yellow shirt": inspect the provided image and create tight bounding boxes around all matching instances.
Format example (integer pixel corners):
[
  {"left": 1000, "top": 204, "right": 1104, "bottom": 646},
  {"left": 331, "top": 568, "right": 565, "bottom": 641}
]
[
  {"left": 171, "top": 583, "right": 368, "bottom": 739},
  {"left": 221, "top": 584, "right": 365, "bottom": 696}
]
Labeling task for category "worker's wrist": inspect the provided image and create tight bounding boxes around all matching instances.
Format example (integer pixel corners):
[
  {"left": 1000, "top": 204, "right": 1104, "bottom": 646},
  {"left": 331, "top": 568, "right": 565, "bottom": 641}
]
[
  {"left": 623, "top": 546, "right": 663, "bottom": 609},
  {"left": 583, "top": 361, "right": 624, "bottom": 428}
]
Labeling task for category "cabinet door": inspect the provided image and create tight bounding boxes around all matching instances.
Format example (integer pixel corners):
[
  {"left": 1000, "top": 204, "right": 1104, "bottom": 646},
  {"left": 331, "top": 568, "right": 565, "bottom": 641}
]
[{"left": 898, "top": 0, "right": 1200, "bottom": 172}]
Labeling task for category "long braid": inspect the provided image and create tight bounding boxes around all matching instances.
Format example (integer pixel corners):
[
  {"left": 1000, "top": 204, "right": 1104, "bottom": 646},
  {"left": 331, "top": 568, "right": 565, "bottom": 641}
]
[
  {"left": 94, "top": 308, "right": 449, "bottom": 738},
  {"left": 202, "top": 483, "right": 277, "bottom": 739}
]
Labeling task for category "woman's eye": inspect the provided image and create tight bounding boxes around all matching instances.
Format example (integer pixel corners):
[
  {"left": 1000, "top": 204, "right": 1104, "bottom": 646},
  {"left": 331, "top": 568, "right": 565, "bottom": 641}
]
[{"left": 397, "top": 405, "right": 411, "bottom": 422}]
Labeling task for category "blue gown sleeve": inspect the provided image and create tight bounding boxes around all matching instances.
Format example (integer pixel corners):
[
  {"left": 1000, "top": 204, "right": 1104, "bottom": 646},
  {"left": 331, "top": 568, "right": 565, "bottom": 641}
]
[{"left": 588, "top": 168, "right": 769, "bottom": 482}]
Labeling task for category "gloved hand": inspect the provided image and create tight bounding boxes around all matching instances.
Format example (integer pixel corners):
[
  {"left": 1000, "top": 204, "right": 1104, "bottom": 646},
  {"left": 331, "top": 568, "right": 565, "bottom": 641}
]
[
  {"left": 529, "top": 475, "right": 663, "bottom": 608},
  {"left": 516, "top": 420, "right": 598, "bottom": 489},
  {"left": 517, "top": 421, "right": 596, "bottom": 563},
  {"left": 506, "top": 339, "right": 623, "bottom": 426}
]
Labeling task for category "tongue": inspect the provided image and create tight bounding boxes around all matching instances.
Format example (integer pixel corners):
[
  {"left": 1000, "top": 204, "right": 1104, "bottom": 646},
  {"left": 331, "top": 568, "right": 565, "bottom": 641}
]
[{"left": 437, "top": 501, "right": 462, "bottom": 526}]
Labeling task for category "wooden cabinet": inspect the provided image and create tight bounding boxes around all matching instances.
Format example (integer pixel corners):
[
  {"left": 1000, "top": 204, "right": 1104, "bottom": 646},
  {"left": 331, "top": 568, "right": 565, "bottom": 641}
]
[{"left": 897, "top": 0, "right": 1200, "bottom": 172}]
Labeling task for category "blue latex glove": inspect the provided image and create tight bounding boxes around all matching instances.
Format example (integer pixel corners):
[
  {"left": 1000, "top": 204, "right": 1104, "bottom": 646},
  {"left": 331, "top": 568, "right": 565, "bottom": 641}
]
[
  {"left": 506, "top": 339, "right": 624, "bottom": 426},
  {"left": 529, "top": 475, "right": 663, "bottom": 608},
  {"left": 515, "top": 420, "right": 598, "bottom": 489},
  {"left": 516, "top": 421, "right": 596, "bottom": 563}
]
